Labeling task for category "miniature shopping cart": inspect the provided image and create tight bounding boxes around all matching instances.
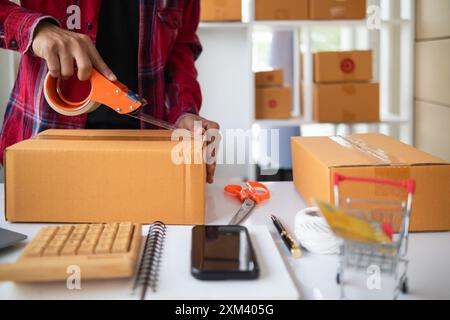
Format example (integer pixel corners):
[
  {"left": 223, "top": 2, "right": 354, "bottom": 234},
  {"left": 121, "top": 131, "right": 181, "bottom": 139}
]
[{"left": 333, "top": 173, "right": 415, "bottom": 299}]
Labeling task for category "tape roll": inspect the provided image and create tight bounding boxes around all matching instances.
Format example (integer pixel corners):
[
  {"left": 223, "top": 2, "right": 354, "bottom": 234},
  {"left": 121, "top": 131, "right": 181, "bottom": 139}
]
[
  {"left": 294, "top": 207, "right": 341, "bottom": 255},
  {"left": 44, "top": 72, "right": 101, "bottom": 116}
]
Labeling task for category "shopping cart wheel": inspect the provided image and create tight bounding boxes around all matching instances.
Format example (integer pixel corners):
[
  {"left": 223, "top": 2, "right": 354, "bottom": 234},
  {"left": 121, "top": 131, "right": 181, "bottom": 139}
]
[
  {"left": 401, "top": 277, "right": 408, "bottom": 294},
  {"left": 336, "top": 273, "right": 341, "bottom": 284}
]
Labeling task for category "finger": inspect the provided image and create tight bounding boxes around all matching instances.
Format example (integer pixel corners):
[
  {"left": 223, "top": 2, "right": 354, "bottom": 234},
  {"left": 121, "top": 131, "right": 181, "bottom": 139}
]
[
  {"left": 45, "top": 51, "right": 61, "bottom": 78},
  {"left": 87, "top": 43, "right": 117, "bottom": 81},
  {"left": 59, "top": 50, "right": 74, "bottom": 80},
  {"left": 206, "top": 163, "right": 216, "bottom": 184},
  {"left": 73, "top": 49, "right": 93, "bottom": 81},
  {"left": 205, "top": 120, "right": 220, "bottom": 131}
]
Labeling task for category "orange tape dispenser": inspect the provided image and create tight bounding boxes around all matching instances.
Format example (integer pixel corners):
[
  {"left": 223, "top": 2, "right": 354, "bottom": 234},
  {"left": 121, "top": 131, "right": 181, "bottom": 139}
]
[{"left": 43, "top": 69, "right": 175, "bottom": 129}]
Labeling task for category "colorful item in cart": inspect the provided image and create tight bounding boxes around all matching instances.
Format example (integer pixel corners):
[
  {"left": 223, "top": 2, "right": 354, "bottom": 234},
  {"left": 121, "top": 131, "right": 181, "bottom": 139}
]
[
  {"left": 225, "top": 182, "right": 271, "bottom": 225},
  {"left": 43, "top": 69, "right": 175, "bottom": 130},
  {"left": 316, "top": 201, "right": 393, "bottom": 244},
  {"left": 294, "top": 207, "right": 341, "bottom": 255},
  {"left": 0, "top": 223, "right": 142, "bottom": 283},
  {"left": 271, "top": 215, "right": 302, "bottom": 259}
]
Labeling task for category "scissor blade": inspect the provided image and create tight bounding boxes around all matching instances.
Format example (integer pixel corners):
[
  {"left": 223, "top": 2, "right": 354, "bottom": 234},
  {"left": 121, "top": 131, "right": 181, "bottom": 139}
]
[
  {"left": 228, "top": 198, "right": 256, "bottom": 225},
  {"left": 127, "top": 111, "right": 176, "bottom": 130}
]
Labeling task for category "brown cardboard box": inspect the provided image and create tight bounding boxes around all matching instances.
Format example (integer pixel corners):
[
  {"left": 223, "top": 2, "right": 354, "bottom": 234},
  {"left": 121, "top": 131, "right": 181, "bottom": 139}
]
[
  {"left": 200, "top": 0, "right": 242, "bottom": 22},
  {"left": 309, "top": 0, "right": 366, "bottom": 20},
  {"left": 255, "top": 69, "right": 284, "bottom": 87},
  {"left": 5, "top": 130, "right": 206, "bottom": 225},
  {"left": 256, "top": 87, "right": 292, "bottom": 119},
  {"left": 314, "top": 50, "right": 373, "bottom": 83},
  {"left": 313, "top": 82, "right": 379, "bottom": 123},
  {"left": 255, "top": 0, "right": 309, "bottom": 20},
  {"left": 291, "top": 134, "right": 450, "bottom": 232}
]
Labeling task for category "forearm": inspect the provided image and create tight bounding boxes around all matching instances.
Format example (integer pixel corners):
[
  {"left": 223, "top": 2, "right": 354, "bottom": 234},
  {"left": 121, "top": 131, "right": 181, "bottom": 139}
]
[
  {"left": 0, "top": 0, "right": 58, "bottom": 53},
  {"left": 165, "top": 0, "right": 203, "bottom": 124}
]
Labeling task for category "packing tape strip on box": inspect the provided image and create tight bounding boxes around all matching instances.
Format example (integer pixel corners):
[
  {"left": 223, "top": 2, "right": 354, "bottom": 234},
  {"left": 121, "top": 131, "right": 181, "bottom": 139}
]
[{"left": 330, "top": 136, "right": 401, "bottom": 165}]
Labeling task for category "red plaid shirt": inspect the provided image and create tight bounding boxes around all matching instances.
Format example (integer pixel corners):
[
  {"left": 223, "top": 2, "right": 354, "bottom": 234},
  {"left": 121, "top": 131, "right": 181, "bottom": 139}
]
[{"left": 0, "top": 0, "right": 202, "bottom": 164}]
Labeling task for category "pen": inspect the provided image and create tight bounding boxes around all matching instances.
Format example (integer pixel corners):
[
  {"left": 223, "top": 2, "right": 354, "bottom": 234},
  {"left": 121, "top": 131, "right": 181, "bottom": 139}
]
[{"left": 271, "top": 215, "right": 302, "bottom": 259}]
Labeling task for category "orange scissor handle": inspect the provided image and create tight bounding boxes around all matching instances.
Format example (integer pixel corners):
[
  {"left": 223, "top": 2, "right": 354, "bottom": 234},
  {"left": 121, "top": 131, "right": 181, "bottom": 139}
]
[
  {"left": 44, "top": 69, "right": 146, "bottom": 117},
  {"left": 224, "top": 181, "right": 270, "bottom": 205}
]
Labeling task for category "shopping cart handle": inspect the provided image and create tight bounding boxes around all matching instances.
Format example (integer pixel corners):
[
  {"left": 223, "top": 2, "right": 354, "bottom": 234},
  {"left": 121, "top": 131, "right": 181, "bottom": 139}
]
[{"left": 333, "top": 173, "right": 416, "bottom": 194}]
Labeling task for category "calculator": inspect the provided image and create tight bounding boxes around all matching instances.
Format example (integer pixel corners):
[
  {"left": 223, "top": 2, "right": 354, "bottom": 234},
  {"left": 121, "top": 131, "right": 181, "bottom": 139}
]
[{"left": 0, "top": 223, "right": 142, "bottom": 283}]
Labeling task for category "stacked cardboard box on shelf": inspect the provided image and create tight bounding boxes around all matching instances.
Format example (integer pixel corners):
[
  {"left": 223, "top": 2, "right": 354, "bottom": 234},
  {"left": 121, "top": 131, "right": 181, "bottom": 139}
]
[
  {"left": 200, "top": 0, "right": 367, "bottom": 22},
  {"left": 255, "top": 69, "right": 292, "bottom": 119},
  {"left": 313, "top": 50, "right": 380, "bottom": 123},
  {"left": 200, "top": 0, "right": 242, "bottom": 22},
  {"left": 309, "top": 0, "right": 366, "bottom": 20},
  {"left": 255, "top": 0, "right": 309, "bottom": 20},
  {"left": 254, "top": 0, "right": 366, "bottom": 21}
]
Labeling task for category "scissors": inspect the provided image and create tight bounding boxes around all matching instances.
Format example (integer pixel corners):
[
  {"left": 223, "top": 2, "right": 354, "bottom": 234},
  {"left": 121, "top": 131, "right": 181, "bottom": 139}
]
[
  {"left": 224, "top": 182, "right": 270, "bottom": 225},
  {"left": 43, "top": 69, "right": 175, "bottom": 130}
]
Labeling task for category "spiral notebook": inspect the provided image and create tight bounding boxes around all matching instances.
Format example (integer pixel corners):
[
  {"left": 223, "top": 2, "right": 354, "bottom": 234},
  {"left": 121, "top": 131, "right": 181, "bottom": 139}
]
[{"left": 135, "top": 224, "right": 300, "bottom": 300}]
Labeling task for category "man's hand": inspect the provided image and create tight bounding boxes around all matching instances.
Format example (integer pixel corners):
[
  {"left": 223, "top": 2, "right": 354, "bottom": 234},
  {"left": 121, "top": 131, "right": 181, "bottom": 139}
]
[
  {"left": 176, "top": 114, "right": 220, "bottom": 184},
  {"left": 32, "top": 21, "right": 116, "bottom": 81}
]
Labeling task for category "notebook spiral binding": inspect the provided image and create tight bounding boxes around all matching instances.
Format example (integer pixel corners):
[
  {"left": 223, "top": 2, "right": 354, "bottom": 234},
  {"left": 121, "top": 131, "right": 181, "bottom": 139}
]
[{"left": 132, "top": 221, "right": 167, "bottom": 300}]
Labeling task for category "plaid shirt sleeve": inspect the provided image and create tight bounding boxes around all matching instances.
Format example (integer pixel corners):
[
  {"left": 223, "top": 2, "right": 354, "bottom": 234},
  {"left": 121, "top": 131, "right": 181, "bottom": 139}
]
[
  {"left": 0, "top": 0, "right": 59, "bottom": 54},
  {"left": 165, "top": 0, "right": 203, "bottom": 124}
]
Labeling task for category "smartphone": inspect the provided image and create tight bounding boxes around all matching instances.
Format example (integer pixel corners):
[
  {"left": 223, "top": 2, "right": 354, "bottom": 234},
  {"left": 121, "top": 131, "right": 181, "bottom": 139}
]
[{"left": 191, "top": 225, "right": 260, "bottom": 281}]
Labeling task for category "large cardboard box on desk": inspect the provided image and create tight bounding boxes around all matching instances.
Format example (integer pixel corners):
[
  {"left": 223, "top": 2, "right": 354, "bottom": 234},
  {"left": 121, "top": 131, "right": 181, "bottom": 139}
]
[
  {"left": 4, "top": 130, "right": 206, "bottom": 225},
  {"left": 255, "top": 0, "right": 309, "bottom": 20},
  {"left": 291, "top": 134, "right": 450, "bottom": 232},
  {"left": 200, "top": 0, "right": 242, "bottom": 22},
  {"left": 309, "top": 0, "right": 366, "bottom": 20},
  {"left": 314, "top": 50, "right": 373, "bottom": 83},
  {"left": 313, "top": 82, "right": 379, "bottom": 123}
]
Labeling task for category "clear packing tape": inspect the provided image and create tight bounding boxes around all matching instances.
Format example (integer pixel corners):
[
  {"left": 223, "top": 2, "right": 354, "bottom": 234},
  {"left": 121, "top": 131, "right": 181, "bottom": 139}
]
[{"left": 329, "top": 135, "right": 401, "bottom": 166}]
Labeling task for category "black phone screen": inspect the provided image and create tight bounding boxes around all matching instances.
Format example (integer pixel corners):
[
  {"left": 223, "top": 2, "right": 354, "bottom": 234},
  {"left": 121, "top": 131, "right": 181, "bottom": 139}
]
[{"left": 191, "top": 226, "right": 259, "bottom": 280}]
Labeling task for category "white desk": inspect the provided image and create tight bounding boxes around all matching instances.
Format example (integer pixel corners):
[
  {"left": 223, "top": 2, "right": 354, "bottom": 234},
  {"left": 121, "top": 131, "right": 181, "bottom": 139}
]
[{"left": 1, "top": 182, "right": 449, "bottom": 300}]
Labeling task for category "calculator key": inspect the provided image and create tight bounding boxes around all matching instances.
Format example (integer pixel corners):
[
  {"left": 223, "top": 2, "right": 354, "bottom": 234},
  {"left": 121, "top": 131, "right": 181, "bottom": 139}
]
[
  {"left": 73, "top": 225, "right": 88, "bottom": 234},
  {"left": 69, "top": 233, "right": 85, "bottom": 241},
  {"left": 95, "top": 243, "right": 112, "bottom": 254},
  {"left": 43, "top": 245, "right": 61, "bottom": 257},
  {"left": 78, "top": 244, "right": 95, "bottom": 254},
  {"left": 53, "top": 234, "right": 69, "bottom": 242},
  {"left": 56, "top": 226, "right": 73, "bottom": 235},
  {"left": 24, "top": 245, "right": 45, "bottom": 257},
  {"left": 60, "top": 245, "right": 78, "bottom": 256}
]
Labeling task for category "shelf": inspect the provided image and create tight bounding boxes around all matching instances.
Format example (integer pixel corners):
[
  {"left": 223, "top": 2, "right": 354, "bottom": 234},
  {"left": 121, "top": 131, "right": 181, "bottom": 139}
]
[
  {"left": 200, "top": 19, "right": 368, "bottom": 31},
  {"left": 252, "top": 19, "right": 367, "bottom": 30},
  {"left": 199, "top": 22, "right": 250, "bottom": 29},
  {"left": 254, "top": 114, "right": 409, "bottom": 127}
]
